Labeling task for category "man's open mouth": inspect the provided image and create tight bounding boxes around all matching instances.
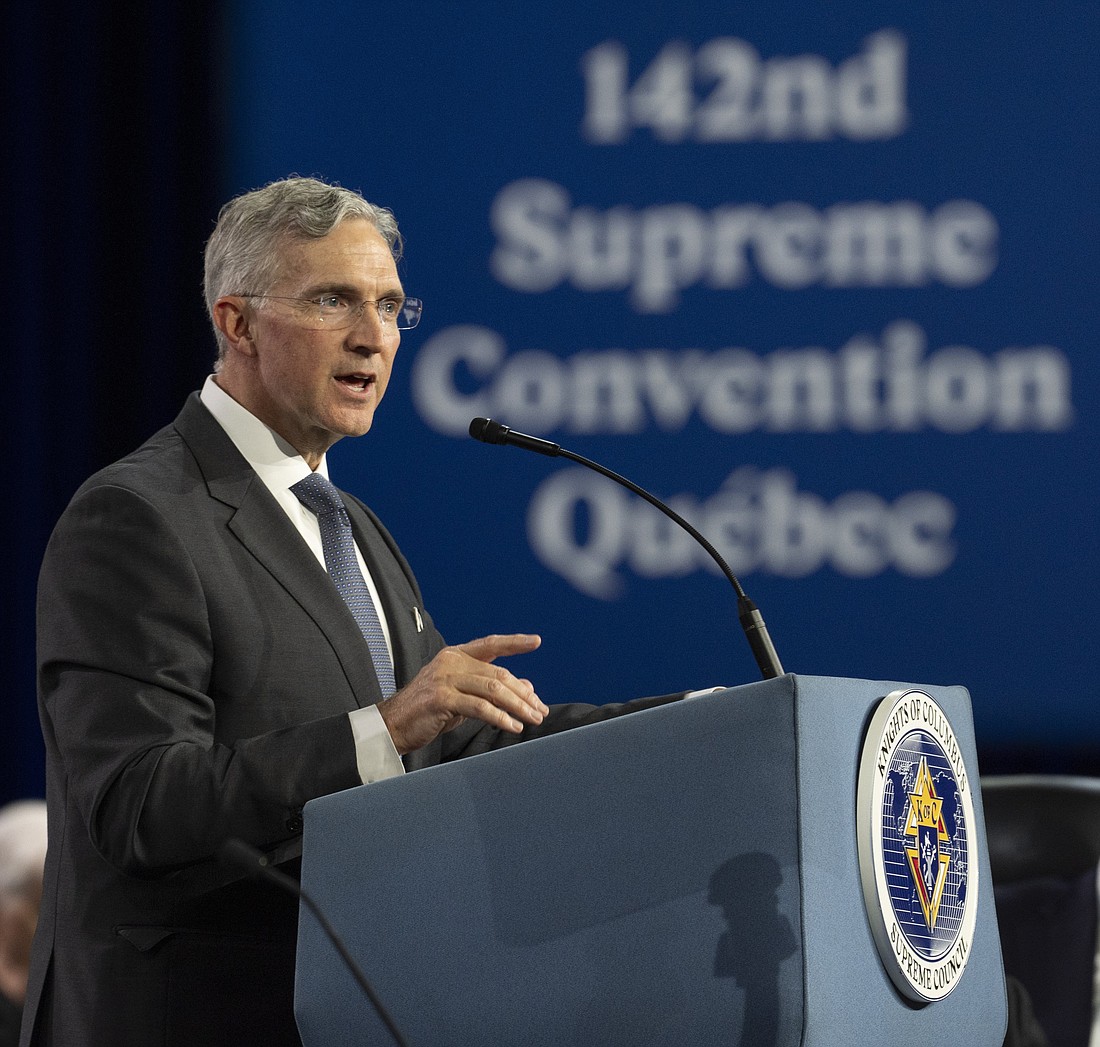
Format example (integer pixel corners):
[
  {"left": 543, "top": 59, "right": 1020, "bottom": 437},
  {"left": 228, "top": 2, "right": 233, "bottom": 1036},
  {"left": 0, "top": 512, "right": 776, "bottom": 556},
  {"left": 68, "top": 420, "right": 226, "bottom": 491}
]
[{"left": 336, "top": 374, "right": 373, "bottom": 391}]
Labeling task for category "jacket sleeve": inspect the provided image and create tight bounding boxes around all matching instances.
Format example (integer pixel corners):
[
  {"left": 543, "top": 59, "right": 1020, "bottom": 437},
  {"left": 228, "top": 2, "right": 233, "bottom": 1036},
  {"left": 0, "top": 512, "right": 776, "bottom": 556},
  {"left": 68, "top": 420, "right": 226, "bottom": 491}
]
[
  {"left": 437, "top": 692, "right": 687, "bottom": 761},
  {"left": 37, "top": 481, "right": 364, "bottom": 878}
]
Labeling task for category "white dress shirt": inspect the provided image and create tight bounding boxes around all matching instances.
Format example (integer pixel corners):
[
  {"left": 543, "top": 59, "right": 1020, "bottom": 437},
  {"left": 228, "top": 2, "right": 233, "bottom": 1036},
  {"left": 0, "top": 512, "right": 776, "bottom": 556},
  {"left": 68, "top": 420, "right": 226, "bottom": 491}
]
[{"left": 200, "top": 375, "right": 405, "bottom": 784}]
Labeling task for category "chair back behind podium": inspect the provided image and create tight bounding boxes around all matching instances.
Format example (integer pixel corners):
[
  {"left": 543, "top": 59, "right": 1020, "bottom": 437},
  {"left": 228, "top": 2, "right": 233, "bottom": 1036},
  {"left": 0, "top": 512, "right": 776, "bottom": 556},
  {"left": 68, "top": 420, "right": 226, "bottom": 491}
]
[
  {"left": 983, "top": 775, "right": 1100, "bottom": 1047},
  {"left": 295, "top": 675, "right": 1006, "bottom": 1046}
]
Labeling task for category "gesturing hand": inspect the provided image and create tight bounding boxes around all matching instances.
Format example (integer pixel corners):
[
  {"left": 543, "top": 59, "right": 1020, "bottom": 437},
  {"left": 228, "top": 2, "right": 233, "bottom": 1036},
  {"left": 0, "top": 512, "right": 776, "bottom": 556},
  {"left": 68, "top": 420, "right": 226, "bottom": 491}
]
[{"left": 377, "top": 634, "right": 547, "bottom": 755}]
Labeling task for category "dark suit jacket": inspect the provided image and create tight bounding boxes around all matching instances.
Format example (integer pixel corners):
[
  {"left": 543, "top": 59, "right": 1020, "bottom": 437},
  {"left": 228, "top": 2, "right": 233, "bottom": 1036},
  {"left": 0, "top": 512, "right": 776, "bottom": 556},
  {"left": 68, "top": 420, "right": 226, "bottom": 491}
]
[
  {"left": 24, "top": 394, "right": 675, "bottom": 1047},
  {"left": 0, "top": 992, "right": 21, "bottom": 1047}
]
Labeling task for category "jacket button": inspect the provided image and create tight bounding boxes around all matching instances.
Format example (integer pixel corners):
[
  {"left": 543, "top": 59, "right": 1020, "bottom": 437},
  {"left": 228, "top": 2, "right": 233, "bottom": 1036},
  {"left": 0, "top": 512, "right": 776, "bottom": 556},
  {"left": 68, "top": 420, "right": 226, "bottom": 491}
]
[{"left": 286, "top": 815, "right": 303, "bottom": 834}]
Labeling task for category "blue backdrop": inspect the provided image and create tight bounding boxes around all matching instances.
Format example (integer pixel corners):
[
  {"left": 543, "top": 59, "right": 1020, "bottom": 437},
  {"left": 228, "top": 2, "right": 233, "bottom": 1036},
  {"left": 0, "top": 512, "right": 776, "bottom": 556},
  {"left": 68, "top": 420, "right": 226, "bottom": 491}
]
[
  {"left": 6, "top": 3, "right": 1098, "bottom": 808},
  {"left": 223, "top": 1, "right": 1099, "bottom": 750}
]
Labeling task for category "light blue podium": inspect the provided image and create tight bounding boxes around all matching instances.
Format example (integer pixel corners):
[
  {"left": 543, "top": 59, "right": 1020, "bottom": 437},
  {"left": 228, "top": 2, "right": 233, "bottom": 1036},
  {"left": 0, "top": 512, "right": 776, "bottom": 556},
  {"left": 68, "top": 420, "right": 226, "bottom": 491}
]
[{"left": 295, "top": 675, "right": 1007, "bottom": 1045}]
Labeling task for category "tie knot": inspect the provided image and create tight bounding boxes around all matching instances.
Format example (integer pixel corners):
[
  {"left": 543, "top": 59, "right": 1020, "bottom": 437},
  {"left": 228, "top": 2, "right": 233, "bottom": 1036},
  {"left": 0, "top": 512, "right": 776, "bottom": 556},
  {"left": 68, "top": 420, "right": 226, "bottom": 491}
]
[{"left": 291, "top": 472, "right": 346, "bottom": 518}]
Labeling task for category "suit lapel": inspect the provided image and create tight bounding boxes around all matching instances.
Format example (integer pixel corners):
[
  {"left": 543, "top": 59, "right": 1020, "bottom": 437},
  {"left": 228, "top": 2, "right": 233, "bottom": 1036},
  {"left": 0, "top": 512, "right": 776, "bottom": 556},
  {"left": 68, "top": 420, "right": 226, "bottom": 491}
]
[{"left": 173, "top": 394, "right": 385, "bottom": 708}]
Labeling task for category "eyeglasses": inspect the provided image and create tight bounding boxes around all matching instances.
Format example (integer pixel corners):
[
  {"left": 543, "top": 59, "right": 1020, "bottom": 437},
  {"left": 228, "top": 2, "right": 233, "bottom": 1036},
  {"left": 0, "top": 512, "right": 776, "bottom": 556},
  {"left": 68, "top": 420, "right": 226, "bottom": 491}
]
[{"left": 238, "top": 293, "right": 423, "bottom": 331}]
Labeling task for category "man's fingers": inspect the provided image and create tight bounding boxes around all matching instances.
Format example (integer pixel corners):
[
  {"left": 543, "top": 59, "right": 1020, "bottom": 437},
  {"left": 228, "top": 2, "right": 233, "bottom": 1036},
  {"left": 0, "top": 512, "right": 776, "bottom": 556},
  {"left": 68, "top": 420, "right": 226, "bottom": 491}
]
[
  {"left": 515, "top": 679, "right": 546, "bottom": 715},
  {"left": 453, "top": 634, "right": 548, "bottom": 716},
  {"left": 489, "top": 666, "right": 549, "bottom": 718},
  {"left": 467, "top": 698, "right": 524, "bottom": 734},
  {"left": 458, "top": 670, "right": 546, "bottom": 725},
  {"left": 379, "top": 635, "right": 547, "bottom": 754},
  {"left": 456, "top": 633, "right": 542, "bottom": 663}
]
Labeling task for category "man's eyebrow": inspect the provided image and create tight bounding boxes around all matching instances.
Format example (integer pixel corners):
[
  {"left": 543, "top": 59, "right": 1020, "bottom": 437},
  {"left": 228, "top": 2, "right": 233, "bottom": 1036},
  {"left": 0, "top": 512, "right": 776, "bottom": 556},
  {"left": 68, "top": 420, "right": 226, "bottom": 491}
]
[
  {"left": 298, "top": 282, "right": 357, "bottom": 298},
  {"left": 299, "top": 282, "right": 406, "bottom": 301}
]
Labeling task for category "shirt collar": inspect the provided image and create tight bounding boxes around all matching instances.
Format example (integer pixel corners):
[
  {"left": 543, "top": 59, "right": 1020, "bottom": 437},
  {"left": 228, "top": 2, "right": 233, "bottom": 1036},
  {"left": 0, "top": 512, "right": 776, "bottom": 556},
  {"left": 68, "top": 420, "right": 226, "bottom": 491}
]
[{"left": 199, "top": 374, "right": 329, "bottom": 488}]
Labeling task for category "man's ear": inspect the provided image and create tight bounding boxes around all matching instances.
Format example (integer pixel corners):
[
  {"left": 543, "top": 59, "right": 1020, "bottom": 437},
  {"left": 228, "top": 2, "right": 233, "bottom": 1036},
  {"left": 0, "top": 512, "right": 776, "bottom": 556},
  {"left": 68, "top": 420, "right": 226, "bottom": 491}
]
[{"left": 212, "top": 296, "right": 257, "bottom": 357}]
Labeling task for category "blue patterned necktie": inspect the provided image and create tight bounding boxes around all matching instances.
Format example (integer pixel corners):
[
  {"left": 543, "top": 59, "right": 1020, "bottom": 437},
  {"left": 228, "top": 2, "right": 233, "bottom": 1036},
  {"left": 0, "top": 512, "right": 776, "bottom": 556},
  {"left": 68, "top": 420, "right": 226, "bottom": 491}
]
[{"left": 291, "top": 472, "right": 397, "bottom": 698}]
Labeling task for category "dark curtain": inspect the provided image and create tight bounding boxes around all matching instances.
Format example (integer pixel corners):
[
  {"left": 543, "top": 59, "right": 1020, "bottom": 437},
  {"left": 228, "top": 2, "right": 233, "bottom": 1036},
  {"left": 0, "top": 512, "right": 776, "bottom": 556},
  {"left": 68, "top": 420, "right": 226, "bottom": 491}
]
[{"left": 2, "top": 2, "right": 223, "bottom": 804}]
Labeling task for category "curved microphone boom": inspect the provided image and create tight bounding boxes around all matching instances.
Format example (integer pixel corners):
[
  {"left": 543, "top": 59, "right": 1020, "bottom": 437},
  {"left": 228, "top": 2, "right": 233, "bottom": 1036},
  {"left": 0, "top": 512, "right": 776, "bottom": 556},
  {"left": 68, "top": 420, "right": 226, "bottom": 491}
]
[
  {"left": 219, "top": 838, "right": 410, "bottom": 1047},
  {"left": 468, "top": 417, "right": 784, "bottom": 680}
]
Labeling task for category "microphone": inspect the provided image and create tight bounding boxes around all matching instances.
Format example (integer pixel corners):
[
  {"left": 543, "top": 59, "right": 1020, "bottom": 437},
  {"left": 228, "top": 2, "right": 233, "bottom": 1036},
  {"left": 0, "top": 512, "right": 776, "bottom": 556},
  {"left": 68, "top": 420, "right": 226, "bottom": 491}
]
[
  {"left": 468, "top": 417, "right": 784, "bottom": 680},
  {"left": 468, "top": 415, "right": 562, "bottom": 457},
  {"left": 219, "top": 838, "right": 410, "bottom": 1047}
]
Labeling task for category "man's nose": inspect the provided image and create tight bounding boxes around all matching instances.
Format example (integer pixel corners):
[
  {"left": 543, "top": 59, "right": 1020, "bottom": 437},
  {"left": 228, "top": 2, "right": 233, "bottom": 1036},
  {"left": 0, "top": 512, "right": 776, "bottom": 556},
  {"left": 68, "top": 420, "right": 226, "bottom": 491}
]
[{"left": 347, "top": 302, "right": 390, "bottom": 349}]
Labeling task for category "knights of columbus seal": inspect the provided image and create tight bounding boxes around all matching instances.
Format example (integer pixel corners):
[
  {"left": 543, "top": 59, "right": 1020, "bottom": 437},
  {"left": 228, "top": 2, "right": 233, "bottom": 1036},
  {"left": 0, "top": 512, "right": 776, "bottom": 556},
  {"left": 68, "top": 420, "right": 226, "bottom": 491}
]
[{"left": 856, "top": 689, "right": 979, "bottom": 1003}]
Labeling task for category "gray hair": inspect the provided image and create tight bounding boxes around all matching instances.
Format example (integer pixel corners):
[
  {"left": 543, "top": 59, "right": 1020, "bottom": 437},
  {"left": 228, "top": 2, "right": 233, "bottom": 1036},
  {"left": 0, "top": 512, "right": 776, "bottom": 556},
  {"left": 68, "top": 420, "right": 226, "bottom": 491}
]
[
  {"left": 0, "top": 800, "right": 47, "bottom": 901},
  {"left": 203, "top": 176, "right": 403, "bottom": 361}
]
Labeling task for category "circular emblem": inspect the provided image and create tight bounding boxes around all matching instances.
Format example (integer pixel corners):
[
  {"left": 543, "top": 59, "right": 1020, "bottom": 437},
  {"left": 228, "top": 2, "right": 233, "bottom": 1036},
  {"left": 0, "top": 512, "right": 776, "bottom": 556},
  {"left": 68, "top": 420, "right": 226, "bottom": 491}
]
[{"left": 856, "top": 689, "right": 978, "bottom": 1002}]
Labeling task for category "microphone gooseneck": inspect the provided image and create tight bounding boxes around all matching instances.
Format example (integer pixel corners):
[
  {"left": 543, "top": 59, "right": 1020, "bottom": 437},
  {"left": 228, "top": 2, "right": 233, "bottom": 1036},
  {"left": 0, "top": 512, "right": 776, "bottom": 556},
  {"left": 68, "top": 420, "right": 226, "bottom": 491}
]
[
  {"left": 219, "top": 839, "right": 411, "bottom": 1047},
  {"left": 467, "top": 417, "right": 784, "bottom": 680}
]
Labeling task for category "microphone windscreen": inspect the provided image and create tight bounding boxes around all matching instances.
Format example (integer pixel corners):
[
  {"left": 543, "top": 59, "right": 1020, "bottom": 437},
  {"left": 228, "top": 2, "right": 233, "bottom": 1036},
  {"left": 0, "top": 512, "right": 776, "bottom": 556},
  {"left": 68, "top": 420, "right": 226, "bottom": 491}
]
[{"left": 468, "top": 417, "right": 508, "bottom": 444}]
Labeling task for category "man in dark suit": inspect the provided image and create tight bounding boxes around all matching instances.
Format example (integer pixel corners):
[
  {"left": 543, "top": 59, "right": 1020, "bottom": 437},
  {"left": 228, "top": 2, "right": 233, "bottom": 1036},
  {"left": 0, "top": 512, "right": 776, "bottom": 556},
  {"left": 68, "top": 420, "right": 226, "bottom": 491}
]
[{"left": 23, "top": 177, "right": 681, "bottom": 1047}]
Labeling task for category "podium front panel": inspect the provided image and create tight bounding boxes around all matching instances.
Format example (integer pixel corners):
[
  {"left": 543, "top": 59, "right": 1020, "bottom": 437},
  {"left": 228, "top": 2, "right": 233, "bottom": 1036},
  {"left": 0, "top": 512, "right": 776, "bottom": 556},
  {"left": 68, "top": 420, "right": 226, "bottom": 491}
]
[
  {"left": 296, "top": 675, "right": 1006, "bottom": 1045},
  {"left": 297, "top": 678, "right": 804, "bottom": 1046}
]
